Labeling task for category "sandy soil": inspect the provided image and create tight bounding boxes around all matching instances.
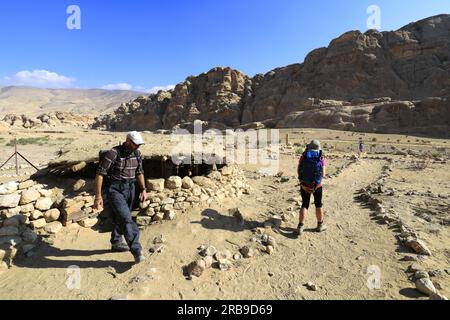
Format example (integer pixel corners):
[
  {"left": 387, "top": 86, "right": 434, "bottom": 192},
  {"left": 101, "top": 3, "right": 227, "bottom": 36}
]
[{"left": 0, "top": 128, "right": 448, "bottom": 300}]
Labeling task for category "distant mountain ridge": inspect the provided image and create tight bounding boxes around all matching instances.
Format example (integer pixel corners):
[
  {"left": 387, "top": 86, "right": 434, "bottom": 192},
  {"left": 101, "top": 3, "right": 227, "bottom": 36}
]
[{"left": 0, "top": 86, "right": 143, "bottom": 117}]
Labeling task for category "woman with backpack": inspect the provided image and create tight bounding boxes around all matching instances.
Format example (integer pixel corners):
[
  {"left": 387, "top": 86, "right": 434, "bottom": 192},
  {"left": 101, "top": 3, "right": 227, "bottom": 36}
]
[{"left": 296, "top": 140, "right": 327, "bottom": 236}]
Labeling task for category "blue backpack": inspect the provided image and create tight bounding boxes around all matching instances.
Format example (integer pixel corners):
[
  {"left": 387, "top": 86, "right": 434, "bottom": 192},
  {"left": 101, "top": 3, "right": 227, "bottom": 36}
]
[{"left": 299, "top": 150, "right": 323, "bottom": 186}]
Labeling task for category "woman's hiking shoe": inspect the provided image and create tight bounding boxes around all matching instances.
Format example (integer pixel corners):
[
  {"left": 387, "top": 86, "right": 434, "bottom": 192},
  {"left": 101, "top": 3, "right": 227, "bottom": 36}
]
[
  {"left": 316, "top": 222, "right": 328, "bottom": 233},
  {"left": 296, "top": 224, "right": 305, "bottom": 236}
]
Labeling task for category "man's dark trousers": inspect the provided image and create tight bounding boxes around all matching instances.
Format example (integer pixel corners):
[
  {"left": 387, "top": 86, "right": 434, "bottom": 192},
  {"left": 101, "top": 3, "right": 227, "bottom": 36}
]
[{"left": 108, "top": 180, "right": 142, "bottom": 256}]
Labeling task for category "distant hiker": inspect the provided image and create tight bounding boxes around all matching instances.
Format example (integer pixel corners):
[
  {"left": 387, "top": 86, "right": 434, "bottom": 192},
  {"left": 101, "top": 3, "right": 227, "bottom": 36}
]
[
  {"left": 296, "top": 139, "right": 327, "bottom": 236},
  {"left": 93, "top": 131, "right": 147, "bottom": 263},
  {"left": 358, "top": 141, "right": 365, "bottom": 157}
]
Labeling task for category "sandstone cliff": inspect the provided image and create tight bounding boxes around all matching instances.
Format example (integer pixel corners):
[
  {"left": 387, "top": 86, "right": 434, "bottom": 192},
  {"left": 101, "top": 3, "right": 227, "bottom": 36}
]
[{"left": 94, "top": 14, "right": 450, "bottom": 136}]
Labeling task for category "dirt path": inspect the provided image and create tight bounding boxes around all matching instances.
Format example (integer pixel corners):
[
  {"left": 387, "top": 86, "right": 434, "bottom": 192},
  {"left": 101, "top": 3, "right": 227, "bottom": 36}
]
[{"left": 0, "top": 158, "right": 415, "bottom": 300}]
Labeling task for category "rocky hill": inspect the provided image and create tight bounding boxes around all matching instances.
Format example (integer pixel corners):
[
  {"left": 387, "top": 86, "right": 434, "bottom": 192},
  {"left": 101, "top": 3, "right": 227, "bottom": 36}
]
[
  {"left": 94, "top": 14, "right": 450, "bottom": 136},
  {"left": 0, "top": 86, "right": 142, "bottom": 117}
]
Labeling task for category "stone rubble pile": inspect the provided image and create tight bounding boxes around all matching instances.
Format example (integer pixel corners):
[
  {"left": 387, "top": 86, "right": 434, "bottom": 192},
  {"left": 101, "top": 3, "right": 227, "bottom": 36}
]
[
  {"left": 135, "top": 165, "right": 251, "bottom": 227},
  {"left": 355, "top": 160, "right": 448, "bottom": 300}
]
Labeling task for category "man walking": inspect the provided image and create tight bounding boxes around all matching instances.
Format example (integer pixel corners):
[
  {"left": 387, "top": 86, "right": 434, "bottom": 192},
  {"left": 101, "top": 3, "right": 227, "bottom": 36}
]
[
  {"left": 296, "top": 140, "right": 327, "bottom": 236},
  {"left": 93, "top": 131, "right": 147, "bottom": 263}
]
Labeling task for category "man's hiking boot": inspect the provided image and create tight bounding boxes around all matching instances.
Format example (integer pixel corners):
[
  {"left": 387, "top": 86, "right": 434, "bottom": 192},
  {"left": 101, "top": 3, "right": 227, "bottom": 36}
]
[
  {"left": 316, "top": 222, "right": 328, "bottom": 233},
  {"left": 296, "top": 224, "right": 305, "bottom": 236},
  {"left": 111, "top": 243, "right": 130, "bottom": 253},
  {"left": 133, "top": 253, "right": 146, "bottom": 264}
]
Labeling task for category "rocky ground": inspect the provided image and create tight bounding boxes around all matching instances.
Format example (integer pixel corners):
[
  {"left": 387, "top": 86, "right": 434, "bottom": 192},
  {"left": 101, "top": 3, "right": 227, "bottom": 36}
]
[{"left": 0, "top": 127, "right": 448, "bottom": 300}]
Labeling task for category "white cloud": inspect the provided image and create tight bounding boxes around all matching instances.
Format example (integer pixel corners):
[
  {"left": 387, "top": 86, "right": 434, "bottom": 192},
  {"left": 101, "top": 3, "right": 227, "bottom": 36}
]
[
  {"left": 101, "top": 83, "right": 176, "bottom": 93},
  {"left": 1, "top": 70, "right": 76, "bottom": 88},
  {"left": 101, "top": 83, "right": 134, "bottom": 91},
  {"left": 147, "top": 85, "right": 175, "bottom": 94}
]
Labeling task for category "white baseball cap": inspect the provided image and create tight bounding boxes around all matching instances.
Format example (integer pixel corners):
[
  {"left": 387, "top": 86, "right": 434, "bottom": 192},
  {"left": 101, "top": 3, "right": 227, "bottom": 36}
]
[{"left": 127, "top": 131, "right": 145, "bottom": 145}]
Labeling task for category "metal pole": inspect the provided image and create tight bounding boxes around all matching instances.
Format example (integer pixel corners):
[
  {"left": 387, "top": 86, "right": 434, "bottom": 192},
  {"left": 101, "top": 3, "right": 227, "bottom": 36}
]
[{"left": 15, "top": 138, "right": 18, "bottom": 176}]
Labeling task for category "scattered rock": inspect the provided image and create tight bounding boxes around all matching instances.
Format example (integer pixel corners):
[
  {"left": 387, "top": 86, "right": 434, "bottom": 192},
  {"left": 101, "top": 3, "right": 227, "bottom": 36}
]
[
  {"left": 79, "top": 218, "right": 98, "bottom": 228},
  {"left": 165, "top": 176, "right": 182, "bottom": 190},
  {"left": 201, "top": 246, "right": 217, "bottom": 257},
  {"left": 266, "top": 245, "right": 274, "bottom": 255},
  {"left": 31, "top": 210, "right": 43, "bottom": 220},
  {"left": 34, "top": 197, "right": 53, "bottom": 211},
  {"left": 266, "top": 236, "right": 276, "bottom": 247},
  {"left": 20, "top": 203, "right": 34, "bottom": 214},
  {"left": 414, "top": 271, "right": 430, "bottom": 280},
  {"left": 147, "top": 179, "right": 165, "bottom": 191},
  {"left": 217, "top": 259, "right": 232, "bottom": 271},
  {"left": 430, "top": 292, "right": 448, "bottom": 300},
  {"left": 164, "top": 210, "right": 176, "bottom": 221},
  {"left": 305, "top": 282, "right": 318, "bottom": 291},
  {"left": 406, "top": 238, "right": 432, "bottom": 256},
  {"left": 407, "top": 263, "right": 425, "bottom": 273},
  {"left": 136, "top": 216, "right": 152, "bottom": 226},
  {"left": 44, "top": 221, "right": 63, "bottom": 234},
  {"left": 139, "top": 200, "right": 151, "bottom": 210},
  {"left": 181, "top": 177, "right": 194, "bottom": 189},
  {"left": 149, "top": 244, "right": 165, "bottom": 254},
  {"left": 240, "top": 246, "right": 253, "bottom": 258},
  {"left": 19, "top": 189, "right": 40, "bottom": 205},
  {"left": 31, "top": 218, "right": 47, "bottom": 229},
  {"left": 401, "top": 254, "right": 426, "bottom": 262},
  {"left": 215, "top": 250, "right": 232, "bottom": 261},
  {"left": 429, "top": 269, "right": 446, "bottom": 278},
  {"left": 18, "top": 180, "right": 35, "bottom": 190},
  {"left": 187, "top": 259, "right": 206, "bottom": 277},
  {"left": 268, "top": 215, "right": 282, "bottom": 229},
  {"left": 0, "top": 194, "right": 21, "bottom": 208},
  {"left": 73, "top": 179, "right": 86, "bottom": 192},
  {"left": 203, "top": 256, "right": 214, "bottom": 269},
  {"left": 153, "top": 235, "right": 166, "bottom": 244},
  {"left": 152, "top": 212, "right": 165, "bottom": 222},
  {"left": 43, "top": 208, "right": 60, "bottom": 223},
  {"left": 0, "top": 181, "right": 19, "bottom": 195},
  {"left": 415, "top": 278, "right": 437, "bottom": 296}
]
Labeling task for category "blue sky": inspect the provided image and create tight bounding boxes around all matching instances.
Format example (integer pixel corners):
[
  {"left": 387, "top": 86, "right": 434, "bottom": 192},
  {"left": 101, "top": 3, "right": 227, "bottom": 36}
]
[{"left": 0, "top": 0, "right": 448, "bottom": 92}]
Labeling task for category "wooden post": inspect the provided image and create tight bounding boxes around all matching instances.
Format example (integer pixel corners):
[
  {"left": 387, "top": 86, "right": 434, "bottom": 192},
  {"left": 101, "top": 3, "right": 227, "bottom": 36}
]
[{"left": 285, "top": 134, "right": 289, "bottom": 146}]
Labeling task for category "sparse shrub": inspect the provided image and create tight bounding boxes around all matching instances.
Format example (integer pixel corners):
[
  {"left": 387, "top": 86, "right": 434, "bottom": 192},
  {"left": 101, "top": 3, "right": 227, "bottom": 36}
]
[
  {"left": 372, "top": 138, "right": 377, "bottom": 142},
  {"left": 6, "top": 136, "right": 50, "bottom": 146},
  {"left": 409, "top": 160, "right": 430, "bottom": 170}
]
